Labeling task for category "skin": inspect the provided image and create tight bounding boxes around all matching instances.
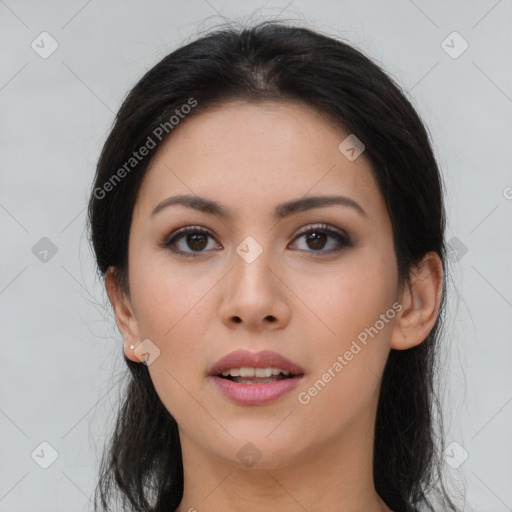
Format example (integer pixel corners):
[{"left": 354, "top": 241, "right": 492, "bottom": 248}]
[{"left": 106, "top": 100, "right": 443, "bottom": 512}]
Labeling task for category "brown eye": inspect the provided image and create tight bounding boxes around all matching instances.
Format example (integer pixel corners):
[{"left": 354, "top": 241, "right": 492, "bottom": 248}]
[
  {"left": 290, "top": 224, "right": 351, "bottom": 254},
  {"left": 185, "top": 232, "right": 208, "bottom": 251},
  {"left": 163, "top": 226, "right": 221, "bottom": 257},
  {"left": 162, "top": 223, "right": 351, "bottom": 258},
  {"left": 304, "top": 231, "right": 328, "bottom": 250}
]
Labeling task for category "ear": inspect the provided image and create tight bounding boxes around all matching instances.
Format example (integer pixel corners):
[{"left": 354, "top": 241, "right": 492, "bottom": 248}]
[
  {"left": 390, "top": 251, "right": 443, "bottom": 350},
  {"left": 105, "top": 267, "right": 141, "bottom": 362}
]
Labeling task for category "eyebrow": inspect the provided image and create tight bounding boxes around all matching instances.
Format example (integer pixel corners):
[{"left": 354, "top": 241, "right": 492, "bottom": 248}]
[{"left": 151, "top": 193, "right": 367, "bottom": 219}]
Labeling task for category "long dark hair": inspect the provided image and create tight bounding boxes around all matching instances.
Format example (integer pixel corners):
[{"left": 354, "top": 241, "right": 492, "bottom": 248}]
[{"left": 88, "top": 20, "right": 459, "bottom": 512}]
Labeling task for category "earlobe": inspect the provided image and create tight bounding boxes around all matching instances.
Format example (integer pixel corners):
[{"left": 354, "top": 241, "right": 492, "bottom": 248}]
[
  {"left": 390, "top": 252, "right": 443, "bottom": 350},
  {"left": 105, "top": 267, "right": 141, "bottom": 362}
]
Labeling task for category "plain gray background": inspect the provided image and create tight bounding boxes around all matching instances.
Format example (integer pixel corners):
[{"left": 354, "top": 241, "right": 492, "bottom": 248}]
[{"left": 1, "top": 1, "right": 511, "bottom": 510}]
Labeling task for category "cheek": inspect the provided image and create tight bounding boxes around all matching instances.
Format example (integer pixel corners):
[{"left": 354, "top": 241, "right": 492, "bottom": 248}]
[
  {"left": 129, "top": 246, "right": 216, "bottom": 338},
  {"left": 312, "top": 250, "right": 398, "bottom": 346},
  {"left": 137, "top": 279, "right": 214, "bottom": 426},
  {"left": 294, "top": 251, "right": 397, "bottom": 421},
  {"left": 128, "top": 254, "right": 216, "bottom": 417}
]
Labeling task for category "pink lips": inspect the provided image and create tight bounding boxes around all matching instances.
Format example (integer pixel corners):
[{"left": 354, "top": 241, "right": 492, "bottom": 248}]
[
  {"left": 209, "top": 349, "right": 305, "bottom": 406},
  {"left": 209, "top": 349, "right": 305, "bottom": 377}
]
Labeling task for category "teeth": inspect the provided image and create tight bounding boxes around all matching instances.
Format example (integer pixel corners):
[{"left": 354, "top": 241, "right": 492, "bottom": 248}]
[
  {"left": 255, "top": 368, "right": 271, "bottom": 377},
  {"left": 220, "top": 367, "right": 291, "bottom": 377},
  {"left": 240, "top": 367, "right": 255, "bottom": 377}
]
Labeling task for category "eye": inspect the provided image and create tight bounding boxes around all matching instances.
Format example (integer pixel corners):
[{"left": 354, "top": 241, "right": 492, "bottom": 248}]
[
  {"left": 289, "top": 223, "right": 351, "bottom": 254},
  {"left": 162, "top": 223, "right": 351, "bottom": 258},
  {"left": 162, "top": 226, "right": 221, "bottom": 257}
]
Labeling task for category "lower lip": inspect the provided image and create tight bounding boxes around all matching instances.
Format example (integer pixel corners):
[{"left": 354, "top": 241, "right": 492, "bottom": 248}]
[{"left": 211, "top": 375, "right": 304, "bottom": 405}]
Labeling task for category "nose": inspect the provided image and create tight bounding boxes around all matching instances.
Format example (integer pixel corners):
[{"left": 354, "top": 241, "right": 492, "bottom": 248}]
[{"left": 219, "top": 246, "right": 292, "bottom": 332}]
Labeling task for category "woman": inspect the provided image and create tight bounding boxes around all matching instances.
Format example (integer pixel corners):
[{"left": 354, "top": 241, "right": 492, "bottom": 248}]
[{"left": 88, "top": 20, "right": 459, "bottom": 512}]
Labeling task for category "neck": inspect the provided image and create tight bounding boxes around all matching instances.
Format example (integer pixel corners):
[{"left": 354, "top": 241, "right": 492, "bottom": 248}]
[{"left": 175, "top": 405, "right": 392, "bottom": 512}]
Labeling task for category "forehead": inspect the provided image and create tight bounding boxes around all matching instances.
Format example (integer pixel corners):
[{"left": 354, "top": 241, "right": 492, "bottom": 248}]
[{"left": 135, "top": 100, "right": 384, "bottom": 220}]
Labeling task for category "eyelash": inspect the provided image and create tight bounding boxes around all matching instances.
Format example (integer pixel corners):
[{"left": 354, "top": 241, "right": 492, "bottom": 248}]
[{"left": 161, "top": 223, "right": 352, "bottom": 258}]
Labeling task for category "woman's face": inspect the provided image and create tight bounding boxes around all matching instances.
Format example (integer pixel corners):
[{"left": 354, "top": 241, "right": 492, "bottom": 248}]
[{"left": 121, "top": 100, "right": 403, "bottom": 469}]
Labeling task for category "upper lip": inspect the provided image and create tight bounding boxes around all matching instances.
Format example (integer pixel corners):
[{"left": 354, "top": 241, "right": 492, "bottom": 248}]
[{"left": 209, "top": 350, "right": 305, "bottom": 376}]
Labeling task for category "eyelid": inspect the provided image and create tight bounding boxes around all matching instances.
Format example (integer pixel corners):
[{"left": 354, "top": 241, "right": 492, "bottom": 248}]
[
  {"left": 292, "top": 223, "right": 349, "bottom": 240},
  {"left": 164, "top": 224, "right": 217, "bottom": 242}
]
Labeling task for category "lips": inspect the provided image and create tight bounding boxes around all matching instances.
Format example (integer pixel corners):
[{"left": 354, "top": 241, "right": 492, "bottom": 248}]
[
  {"left": 209, "top": 350, "right": 306, "bottom": 405},
  {"left": 208, "top": 349, "right": 305, "bottom": 377}
]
